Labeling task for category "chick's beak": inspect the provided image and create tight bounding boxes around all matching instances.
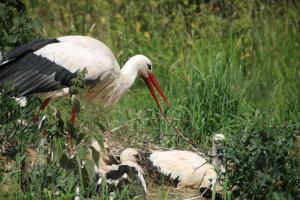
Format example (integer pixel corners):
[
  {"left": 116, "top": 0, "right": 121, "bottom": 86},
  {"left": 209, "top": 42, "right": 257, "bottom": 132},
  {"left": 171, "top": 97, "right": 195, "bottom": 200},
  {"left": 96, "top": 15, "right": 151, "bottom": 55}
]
[{"left": 142, "top": 72, "right": 169, "bottom": 113}]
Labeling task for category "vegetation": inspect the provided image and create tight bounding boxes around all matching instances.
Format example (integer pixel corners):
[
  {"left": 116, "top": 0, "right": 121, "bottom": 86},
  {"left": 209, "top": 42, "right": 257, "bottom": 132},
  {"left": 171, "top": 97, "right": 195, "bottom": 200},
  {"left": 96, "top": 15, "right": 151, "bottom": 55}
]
[
  {"left": 0, "top": 0, "right": 41, "bottom": 52},
  {"left": 1, "top": 0, "right": 300, "bottom": 199}
]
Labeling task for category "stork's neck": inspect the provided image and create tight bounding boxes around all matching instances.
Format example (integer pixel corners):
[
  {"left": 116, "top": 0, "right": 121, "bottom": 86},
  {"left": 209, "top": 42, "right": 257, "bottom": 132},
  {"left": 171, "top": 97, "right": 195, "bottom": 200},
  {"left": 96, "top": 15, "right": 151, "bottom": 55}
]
[
  {"left": 119, "top": 59, "right": 139, "bottom": 89},
  {"left": 212, "top": 143, "right": 217, "bottom": 156},
  {"left": 211, "top": 141, "right": 226, "bottom": 174}
]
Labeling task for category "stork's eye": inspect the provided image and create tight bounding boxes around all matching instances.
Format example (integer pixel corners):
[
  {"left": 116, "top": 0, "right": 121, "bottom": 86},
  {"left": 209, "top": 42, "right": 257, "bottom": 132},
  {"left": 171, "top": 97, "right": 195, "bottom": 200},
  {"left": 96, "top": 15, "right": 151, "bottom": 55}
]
[{"left": 147, "top": 64, "right": 152, "bottom": 70}]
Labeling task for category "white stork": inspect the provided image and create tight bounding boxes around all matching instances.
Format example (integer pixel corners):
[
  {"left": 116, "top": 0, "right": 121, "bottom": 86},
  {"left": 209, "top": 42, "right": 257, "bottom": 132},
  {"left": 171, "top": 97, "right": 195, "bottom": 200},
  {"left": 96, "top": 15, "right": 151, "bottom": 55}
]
[
  {"left": 0, "top": 35, "right": 169, "bottom": 148},
  {"left": 120, "top": 134, "right": 226, "bottom": 198},
  {"left": 88, "top": 140, "right": 147, "bottom": 197}
]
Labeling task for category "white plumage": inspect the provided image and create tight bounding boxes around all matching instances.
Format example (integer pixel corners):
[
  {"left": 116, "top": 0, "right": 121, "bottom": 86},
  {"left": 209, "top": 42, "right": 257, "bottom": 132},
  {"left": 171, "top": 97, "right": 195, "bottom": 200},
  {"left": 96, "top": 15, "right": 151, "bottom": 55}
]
[
  {"left": 0, "top": 35, "right": 168, "bottom": 110},
  {"left": 38, "top": 36, "right": 118, "bottom": 79},
  {"left": 0, "top": 35, "right": 168, "bottom": 150},
  {"left": 148, "top": 150, "right": 215, "bottom": 189},
  {"left": 83, "top": 133, "right": 226, "bottom": 198},
  {"left": 88, "top": 140, "right": 148, "bottom": 196},
  {"left": 119, "top": 134, "right": 226, "bottom": 196},
  {"left": 149, "top": 134, "right": 225, "bottom": 190}
]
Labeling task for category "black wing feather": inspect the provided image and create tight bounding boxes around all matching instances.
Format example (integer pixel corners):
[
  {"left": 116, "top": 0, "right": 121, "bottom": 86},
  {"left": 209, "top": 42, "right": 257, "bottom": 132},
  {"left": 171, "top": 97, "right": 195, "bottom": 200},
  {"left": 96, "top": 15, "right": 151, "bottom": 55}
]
[{"left": 0, "top": 53, "right": 76, "bottom": 96}]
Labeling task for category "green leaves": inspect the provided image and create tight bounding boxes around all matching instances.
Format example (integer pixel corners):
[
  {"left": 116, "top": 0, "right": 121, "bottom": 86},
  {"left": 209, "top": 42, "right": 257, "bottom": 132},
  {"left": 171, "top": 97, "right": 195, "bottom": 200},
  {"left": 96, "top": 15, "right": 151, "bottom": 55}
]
[
  {"left": 69, "top": 69, "right": 87, "bottom": 97},
  {"left": 0, "top": 66, "right": 100, "bottom": 199},
  {"left": 226, "top": 120, "right": 300, "bottom": 199},
  {"left": 90, "top": 145, "right": 100, "bottom": 167},
  {"left": 52, "top": 137, "right": 63, "bottom": 163},
  {"left": 0, "top": 1, "right": 41, "bottom": 52},
  {"left": 1, "top": 1, "right": 300, "bottom": 199}
]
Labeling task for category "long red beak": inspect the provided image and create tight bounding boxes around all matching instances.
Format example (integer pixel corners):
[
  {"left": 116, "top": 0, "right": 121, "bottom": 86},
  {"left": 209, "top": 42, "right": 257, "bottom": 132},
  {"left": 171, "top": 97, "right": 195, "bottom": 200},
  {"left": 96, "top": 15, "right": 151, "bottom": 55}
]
[{"left": 142, "top": 72, "right": 169, "bottom": 113}]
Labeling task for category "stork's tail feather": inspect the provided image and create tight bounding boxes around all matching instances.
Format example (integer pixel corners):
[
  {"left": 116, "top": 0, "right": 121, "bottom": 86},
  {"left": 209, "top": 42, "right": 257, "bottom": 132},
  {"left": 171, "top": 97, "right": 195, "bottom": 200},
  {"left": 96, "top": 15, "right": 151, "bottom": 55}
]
[
  {"left": 0, "top": 59, "right": 19, "bottom": 90},
  {"left": 0, "top": 52, "right": 75, "bottom": 96},
  {"left": 137, "top": 152, "right": 180, "bottom": 187},
  {"left": 0, "top": 58, "right": 27, "bottom": 94},
  {"left": 105, "top": 165, "right": 147, "bottom": 198},
  {"left": 0, "top": 57, "right": 15, "bottom": 68}
]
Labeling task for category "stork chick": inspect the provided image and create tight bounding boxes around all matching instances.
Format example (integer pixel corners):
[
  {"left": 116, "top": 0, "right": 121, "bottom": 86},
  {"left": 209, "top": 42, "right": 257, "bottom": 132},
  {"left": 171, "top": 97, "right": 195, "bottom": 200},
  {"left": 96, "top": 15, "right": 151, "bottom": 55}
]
[
  {"left": 88, "top": 140, "right": 147, "bottom": 197},
  {"left": 121, "top": 134, "right": 226, "bottom": 198}
]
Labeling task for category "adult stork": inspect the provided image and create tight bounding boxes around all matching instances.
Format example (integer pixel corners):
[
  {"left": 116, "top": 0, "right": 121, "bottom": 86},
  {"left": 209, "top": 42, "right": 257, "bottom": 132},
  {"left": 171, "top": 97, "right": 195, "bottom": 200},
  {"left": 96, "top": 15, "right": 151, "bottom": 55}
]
[
  {"left": 121, "top": 134, "right": 226, "bottom": 198},
  {"left": 0, "top": 35, "right": 169, "bottom": 148}
]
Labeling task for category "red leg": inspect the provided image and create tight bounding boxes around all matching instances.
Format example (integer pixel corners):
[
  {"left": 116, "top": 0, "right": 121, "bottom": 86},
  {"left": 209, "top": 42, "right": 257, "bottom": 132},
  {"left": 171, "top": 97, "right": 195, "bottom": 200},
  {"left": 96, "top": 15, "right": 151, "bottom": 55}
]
[
  {"left": 70, "top": 104, "right": 77, "bottom": 124},
  {"left": 39, "top": 97, "right": 51, "bottom": 111},
  {"left": 68, "top": 104, "right": 77, "bottom": 155},
  {"left": 32, "top": 97, "right": 51, "bottom": 123}
]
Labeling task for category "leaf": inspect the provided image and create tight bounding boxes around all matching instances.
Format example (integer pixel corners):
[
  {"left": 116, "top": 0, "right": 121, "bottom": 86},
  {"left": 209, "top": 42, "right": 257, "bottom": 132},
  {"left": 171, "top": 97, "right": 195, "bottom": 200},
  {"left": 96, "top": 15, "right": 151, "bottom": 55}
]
[
  {"left": 90, "top": 145, "right": 100, "bottom": 166},
  {"left": 96, "top": 121, "right": 106, "bottom": 132},
  {"left": 52, "top": 137, "right": 63, "bottom": 163},
  {"left": 81, "top": 159, "right": 95, "bottom": 191},
  {"left": 77, "top": 145, "right": 87, "bottom": 160},
  {"left": 60, "top": 153, "right": 78, "bottom": 171},
  {"left": 66, "top": 171, "right": 77, "bottom": 192}
]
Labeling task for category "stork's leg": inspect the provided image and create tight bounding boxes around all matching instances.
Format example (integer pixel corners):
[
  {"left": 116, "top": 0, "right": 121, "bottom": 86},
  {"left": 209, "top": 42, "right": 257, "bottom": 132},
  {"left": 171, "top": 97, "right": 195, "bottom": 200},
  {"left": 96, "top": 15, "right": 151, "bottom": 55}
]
[
  {"left": 32, "top": 97, "right": 51, "bottom": 123},
  {"left": 67, "top": 103, "right": 77, "bottom": 154},
  {"left": 70, "top": 103, "right": 77, "bottom": 124}
]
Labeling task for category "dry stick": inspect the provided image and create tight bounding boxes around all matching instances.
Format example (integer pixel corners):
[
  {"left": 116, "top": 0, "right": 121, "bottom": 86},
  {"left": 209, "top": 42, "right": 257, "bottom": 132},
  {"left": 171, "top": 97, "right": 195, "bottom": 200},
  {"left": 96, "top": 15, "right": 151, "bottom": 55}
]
[
  {"left": 110, "top": 118, "right": 141, "bottom": 133},
  {"left": 184, "top": 195, "right": 206, "bottom": 200},
  {"left": 108, "top": 110, "right": 200, "bottom": 151},
  {"left": 160, "top": 113, "right": 199, "bottom": 152}
]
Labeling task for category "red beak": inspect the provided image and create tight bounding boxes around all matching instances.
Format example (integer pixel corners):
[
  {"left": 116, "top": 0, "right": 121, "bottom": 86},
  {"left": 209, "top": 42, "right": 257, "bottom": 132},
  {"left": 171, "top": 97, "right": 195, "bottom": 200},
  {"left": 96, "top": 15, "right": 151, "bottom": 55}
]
[{"left": 142, "top": 72, "right": 169, "bottom": 113}]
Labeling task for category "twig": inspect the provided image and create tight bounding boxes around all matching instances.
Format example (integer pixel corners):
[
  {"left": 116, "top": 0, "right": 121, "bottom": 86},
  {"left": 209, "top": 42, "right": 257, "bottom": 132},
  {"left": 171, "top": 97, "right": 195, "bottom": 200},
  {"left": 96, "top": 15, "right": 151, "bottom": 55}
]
[
  {"left": 159, "top": 112, "right": 199, "bottom": 152},
  {"left": 184, "top": 187, "right": 209, "bottom": 200},
  {"left": 109, "top": 118, "right": 140, "bottom": 133},
  {"left": 107, "top": 110, "right": 201, "bottom": 152},
  {"left": 109, "top": 117, "right": 159, "bottom": 133},
  {"left": 184, "top": 194, "right": 206, "bottom": 200}
]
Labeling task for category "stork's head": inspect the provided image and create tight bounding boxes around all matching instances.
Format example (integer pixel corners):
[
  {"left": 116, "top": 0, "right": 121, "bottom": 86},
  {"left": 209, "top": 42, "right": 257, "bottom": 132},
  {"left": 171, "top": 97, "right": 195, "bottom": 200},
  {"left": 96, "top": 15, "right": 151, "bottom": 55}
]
[
  {"left": 128, "top": 55, "right": 152, "bottom": 78},
  {"left": 120, "top": 148, "right": 140, "bottom": 164},
  {"left": 212, "top": 134, "right": 225, "bottom": 154},
  {"left": 213, "top": 134, "right": 225, "bottom": 145},
  {"left": 124, "top": 55, "right": 169, "bottom": 113}
]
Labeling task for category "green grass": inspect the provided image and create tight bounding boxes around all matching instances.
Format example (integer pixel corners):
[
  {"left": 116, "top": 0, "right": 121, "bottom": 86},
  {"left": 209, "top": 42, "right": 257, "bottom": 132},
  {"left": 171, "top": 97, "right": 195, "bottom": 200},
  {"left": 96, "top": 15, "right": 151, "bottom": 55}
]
[{"left": 1, "top": 1, "right": 300, "bottom": 199}]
